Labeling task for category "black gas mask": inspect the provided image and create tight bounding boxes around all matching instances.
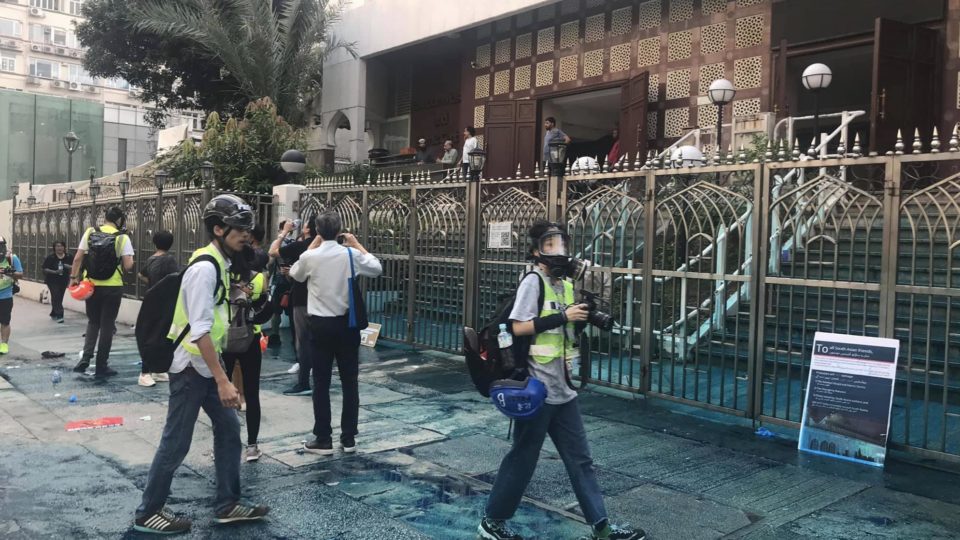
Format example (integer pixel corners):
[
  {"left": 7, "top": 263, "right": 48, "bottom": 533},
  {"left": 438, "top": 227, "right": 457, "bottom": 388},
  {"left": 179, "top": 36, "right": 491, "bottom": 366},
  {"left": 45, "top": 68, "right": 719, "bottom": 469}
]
[{"left": 534, "top": 228, "right": 589, "bottom": 280}]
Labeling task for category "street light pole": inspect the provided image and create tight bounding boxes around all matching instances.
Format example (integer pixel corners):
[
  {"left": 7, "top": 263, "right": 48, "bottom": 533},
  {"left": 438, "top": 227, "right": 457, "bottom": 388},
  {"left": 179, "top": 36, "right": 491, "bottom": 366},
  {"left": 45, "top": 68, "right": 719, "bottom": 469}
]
[
  {"left": 547, "top": 141, "right": 568, "bottom": 222},
  {"left": 65, "top": 186, "right": 76, "bottom": 246},
  {"left": 463, "top": 148, "right": 487, "bottom": 329},
  {"left": 802, "top": 63, "right": 833, "bottom": 155},
  {"left": 707, "top": 78, "right": 736, "bottom": 158},
  {"left": 119, "top": 171, "right": 130, "bottom": 206},
  {"left": 63, "top": 131, "right": 80, "bottom": 183},
  {"left": 88, "top": 167, "right": 99, "bottom": 228},
  {"left": 154, "top": 169, "right": 169, "bottom": 233}
]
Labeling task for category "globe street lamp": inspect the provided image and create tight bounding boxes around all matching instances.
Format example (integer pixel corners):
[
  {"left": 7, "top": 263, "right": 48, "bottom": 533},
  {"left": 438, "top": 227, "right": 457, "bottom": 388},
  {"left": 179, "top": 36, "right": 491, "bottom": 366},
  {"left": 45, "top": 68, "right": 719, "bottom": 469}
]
[
  {"left": 63, "top": 131, "right": 80, "bottom": 182},
  {"left": 802, "top": 63, "right": 833, "bottom": 154},
  {"left": 280, "top": 149, "right": 306, "bottom": 184},
  {"left": 707, "top": 78, "right": 736, "bottom": 154}
]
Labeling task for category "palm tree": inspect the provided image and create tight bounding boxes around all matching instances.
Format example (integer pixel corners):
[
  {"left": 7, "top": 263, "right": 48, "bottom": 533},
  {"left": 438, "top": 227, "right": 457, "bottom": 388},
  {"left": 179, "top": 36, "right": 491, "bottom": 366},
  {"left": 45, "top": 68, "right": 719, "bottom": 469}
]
[{"left": 131, "top": 0, "right": 355, "bottom": 126}]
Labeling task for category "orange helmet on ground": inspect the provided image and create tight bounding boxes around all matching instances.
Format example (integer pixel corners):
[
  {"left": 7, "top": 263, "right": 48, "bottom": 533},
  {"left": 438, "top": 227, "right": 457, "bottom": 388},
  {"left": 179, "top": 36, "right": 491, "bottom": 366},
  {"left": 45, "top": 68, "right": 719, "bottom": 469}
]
[{"left": 69, "top": 280, "right": 95, "bottom": 301}]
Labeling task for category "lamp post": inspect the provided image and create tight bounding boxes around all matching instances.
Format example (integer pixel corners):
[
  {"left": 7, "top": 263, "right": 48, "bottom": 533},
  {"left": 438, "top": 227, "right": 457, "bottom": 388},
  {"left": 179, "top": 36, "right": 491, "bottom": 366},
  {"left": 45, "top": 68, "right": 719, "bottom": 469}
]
[
  {"left": 118, "top": 171, "right": 130, "bottom": 205},
  {"left": 707, "top": 78, "right": 736, "bottom": 155},
  {"left": 802, "top": 63, "right": 833, "bottom": 154},
  {"left": 65, "top": 186, "right": 76, "bottom": 245},
  {"left": 280, "top": 149, "right": 306, "bottom": 182},
  {"left": 63, "top": 131, "right": 80, "bottom": 183},
  {"left": 154, "top": 169, "right": 168, "bottom": 231},
  {"left": 547, "top": 141, "right": 568, "bottom": 221},
  {"left": 199, "top": 161, "right": 214, "bottom": 207},
  {"left": 463, "top": 148, "right": 487, "bottom": 329},
  {"left": 467, "top": 149, "right": 487, "bottom": 182},
  {"left": 26, "top": 189, "right": 36, "bottom": 208},
  {"left": 88, "top": 166, "right": 99, "bottom": 227}
]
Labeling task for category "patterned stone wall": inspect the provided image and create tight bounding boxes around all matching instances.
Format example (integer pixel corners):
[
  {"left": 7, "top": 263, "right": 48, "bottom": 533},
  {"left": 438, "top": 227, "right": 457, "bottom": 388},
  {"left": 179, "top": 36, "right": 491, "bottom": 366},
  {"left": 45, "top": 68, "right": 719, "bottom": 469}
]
[{"left": 467, "top": 0, "right": 772, "bottom": 150}]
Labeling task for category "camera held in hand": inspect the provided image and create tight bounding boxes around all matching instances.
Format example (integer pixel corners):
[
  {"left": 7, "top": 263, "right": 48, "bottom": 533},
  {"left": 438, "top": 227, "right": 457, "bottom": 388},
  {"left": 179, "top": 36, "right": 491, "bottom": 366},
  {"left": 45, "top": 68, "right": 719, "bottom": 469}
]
[{"left": 580, "top": 290, "right": 615, "bottom": 331}]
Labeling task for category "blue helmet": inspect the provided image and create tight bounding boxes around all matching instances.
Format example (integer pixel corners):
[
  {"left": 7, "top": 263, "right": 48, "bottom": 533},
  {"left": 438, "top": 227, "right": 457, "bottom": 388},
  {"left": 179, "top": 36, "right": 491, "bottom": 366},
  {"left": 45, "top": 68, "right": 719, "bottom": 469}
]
[{"left": 490, "top": 377, "right": 547, "bottom": 419}]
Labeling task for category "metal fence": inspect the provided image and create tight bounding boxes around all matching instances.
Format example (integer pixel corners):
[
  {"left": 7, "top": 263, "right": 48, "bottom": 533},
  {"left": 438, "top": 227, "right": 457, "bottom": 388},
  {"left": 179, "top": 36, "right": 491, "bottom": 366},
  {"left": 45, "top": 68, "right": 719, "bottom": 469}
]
[
  {"left": 12, "top": 186, "right": 276, "bottom": 299},
  {"left": 296, "top": 146, "right": 959, "bottom": 463}
]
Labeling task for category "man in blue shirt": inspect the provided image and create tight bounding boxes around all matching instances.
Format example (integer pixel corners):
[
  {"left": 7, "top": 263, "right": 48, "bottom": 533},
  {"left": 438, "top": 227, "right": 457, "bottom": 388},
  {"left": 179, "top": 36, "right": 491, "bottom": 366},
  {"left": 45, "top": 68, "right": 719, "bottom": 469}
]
[
  {"left": 0, "top": 237, "right": 24, "bottom": 355},
  {"left": 542, "top": 116, "right": 571, "bottom": 166}
]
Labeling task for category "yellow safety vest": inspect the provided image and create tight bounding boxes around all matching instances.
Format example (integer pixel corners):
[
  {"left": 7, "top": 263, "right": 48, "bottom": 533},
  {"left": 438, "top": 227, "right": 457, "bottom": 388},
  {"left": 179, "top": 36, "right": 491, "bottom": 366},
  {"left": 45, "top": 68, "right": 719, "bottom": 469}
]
[
  {"left": 0, "top": 257, "right": 14, "bottom": 291},
  {"left": 529, "top": 272, "right": 578, "bottom": 364},
  {"left": 81, "top": 224, "right": 129, "bottom": 287},
  {"left": 168, "top": 244, "right": 230, "bottom": 356},
  {"left": 231, "top": 271, "right": 266, "bottom": 334}
]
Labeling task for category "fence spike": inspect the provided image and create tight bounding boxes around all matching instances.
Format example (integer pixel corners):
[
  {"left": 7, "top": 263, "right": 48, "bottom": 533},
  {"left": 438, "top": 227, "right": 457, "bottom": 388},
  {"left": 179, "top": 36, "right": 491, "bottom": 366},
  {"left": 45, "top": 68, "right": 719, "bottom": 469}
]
[
  {"left": 950, "top": 125, "right": 960, "bottom": 152},
  {"left": 566, "top": 160, "right": 572, "bottom": 176},
  {"left": 912, "top": 127, "right": 923, "bottom": 154},
  {"left": 894, "top": 128, "right": 905, "bottom": 155},
  {"left": 791, "top": 138, "right": 801, "bottom": 161},
  {"left": 738, "top": 144, "right": 747, "bottom": 164},
  {"left": 726, "top": 144, "right": 735, "bottom": 165},
  {"left": 516, "top": 163, "right": 522, "bottom": 179},
  {"left": 930, "top": 126, "right": 941, "bottom": 153},
  {"left": 713, "top": 144, "right": 722, "bottom": 165},
  {"left": 619, "top": 153, "right": 627, "bottom": 171},
  {"left": 807, "top": 138, "right": 818, "bottom": 158},
  {"left": 534, "top": 161, "right": 541, "bottom": 177},
  {"left": 571, "top": 159, "right": 580, "bottom": 176},
  {"left": 777, "top": 138, "right": 787, "bottom": 162},
  {"left": 764, "top": 138, "right": 773, "bottom": 162},
  {"left": 851, "top": 133, "right": 862, "bottom": 157}
]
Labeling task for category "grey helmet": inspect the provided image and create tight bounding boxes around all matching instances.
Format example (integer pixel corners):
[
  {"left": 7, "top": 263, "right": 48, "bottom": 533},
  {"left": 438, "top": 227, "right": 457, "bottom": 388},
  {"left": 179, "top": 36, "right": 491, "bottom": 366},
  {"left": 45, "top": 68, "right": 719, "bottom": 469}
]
[{"left": 202, "top": 194, "right": 255, "bottom": 231}]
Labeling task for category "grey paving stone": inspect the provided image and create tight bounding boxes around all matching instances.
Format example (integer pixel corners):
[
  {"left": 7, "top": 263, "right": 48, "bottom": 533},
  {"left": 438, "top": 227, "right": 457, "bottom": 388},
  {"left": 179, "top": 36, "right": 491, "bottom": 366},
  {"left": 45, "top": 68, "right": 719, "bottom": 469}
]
[{"left": 409, "top": 433, "right": 513, "bottom": 476}]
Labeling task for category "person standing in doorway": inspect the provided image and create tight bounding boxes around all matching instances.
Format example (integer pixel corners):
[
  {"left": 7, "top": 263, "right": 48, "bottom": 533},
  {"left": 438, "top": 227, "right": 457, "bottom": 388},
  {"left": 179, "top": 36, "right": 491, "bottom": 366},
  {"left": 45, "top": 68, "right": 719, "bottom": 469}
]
[
  {"left": 291, "top": 211, "right": 382, "bottom": 455},
  {"left": 606, "top": 127, "right": 621, "bottom": 168},
  {"left": 542, "top": 117, "right": 571, "bottom": 169},
  {"left": 136, "top": 230, "right": 179, "bottom": 387},
  {"left": 70, "top": 207, "right": 134, "bottom": 378},
  {"left": 0, "top": 237, "right": 23, "bottom": 355},
  {"left": 134, "top": 195, "right": 268, "bottom": 534},
  {"left": 462, "top": 126, "right": 478, "bottom": 177},
  {"left": 270, "top": 217, "right": 316, "bottom": 396},
  {"left": 42, "top": 241, "right": 71, "bottom": 323}
]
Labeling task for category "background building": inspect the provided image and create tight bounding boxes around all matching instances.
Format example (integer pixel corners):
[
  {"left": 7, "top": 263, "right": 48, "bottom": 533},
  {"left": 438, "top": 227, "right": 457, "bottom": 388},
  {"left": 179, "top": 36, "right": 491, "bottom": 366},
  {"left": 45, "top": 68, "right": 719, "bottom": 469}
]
[
  {"left": 0, "top": 0, "right": 203, "bottom": 194},
  {"left": 319, "top": 0, "right": 952, "bottom": 176}
]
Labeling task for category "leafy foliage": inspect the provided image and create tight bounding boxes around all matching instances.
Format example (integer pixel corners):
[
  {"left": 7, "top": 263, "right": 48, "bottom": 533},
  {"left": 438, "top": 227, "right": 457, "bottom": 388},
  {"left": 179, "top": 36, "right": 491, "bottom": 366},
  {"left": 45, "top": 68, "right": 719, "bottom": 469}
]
[
  {"left": 77, "top": 0, "right": 354, "bottom": 128},
  {"left": 158, "top": 98, "right": 307, "bottom": 193}
]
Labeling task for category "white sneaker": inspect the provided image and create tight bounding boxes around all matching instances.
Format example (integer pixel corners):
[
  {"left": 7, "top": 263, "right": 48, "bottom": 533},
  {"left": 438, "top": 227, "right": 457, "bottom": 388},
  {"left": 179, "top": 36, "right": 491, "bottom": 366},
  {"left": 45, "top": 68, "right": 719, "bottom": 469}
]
[
  {"left": 151, "top": 372, "right": 169, "bottom": 383},
  {"left": 245, "top": 444, "right": 262, "bottom": 462},
  {"left": 138, "top": 373, "right": 156, "bottom": 387},
  {"left": 286, "top": 363, "right": 300, "bottom": 374}
]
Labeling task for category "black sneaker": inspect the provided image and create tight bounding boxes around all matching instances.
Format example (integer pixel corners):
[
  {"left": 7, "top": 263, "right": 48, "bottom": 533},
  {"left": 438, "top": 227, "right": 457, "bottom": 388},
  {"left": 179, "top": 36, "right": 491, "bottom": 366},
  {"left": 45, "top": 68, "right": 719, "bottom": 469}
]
[
  {"left": 341, "top": 436, "right": 356, "bottom": 454},
  {"left": 213, "top": 503, "right": 269, "bottom": 524},
  {"left": 303, "top": 438, "right": 334, "bottom": 456},
  {"left": 582, "top": 520, "right": 646, "bottom": 540},
  {"left": 282, "top": 384, "right": 312, "bottom": 396},
  {"left": 72, "top": 359, "right": 89, "bottom": 373},
  {"left": 478, "top": 518, "right": 523, "bottom": 540},
  {"left": 134, "top": 507, "right": 191, "bottom": 534},
  {"left": 94, "top": 367, "right": 119, "bottom": 379}
]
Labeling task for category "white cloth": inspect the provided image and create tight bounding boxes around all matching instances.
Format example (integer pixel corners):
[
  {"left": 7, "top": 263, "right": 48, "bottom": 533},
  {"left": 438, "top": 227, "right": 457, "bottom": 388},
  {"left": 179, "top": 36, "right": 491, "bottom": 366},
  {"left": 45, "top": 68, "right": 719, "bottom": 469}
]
[
  {"left": 169, "top": 246, "right": 231, "bottom": 378},
  {"left": 462, "top": 136, "right": 478, "bottom": 164},
  {"left": 289, "top": 241, "right": 383, "bottom": 318},
  {"left": 78, "top": 228, "right": 134, "bottom": 256}
]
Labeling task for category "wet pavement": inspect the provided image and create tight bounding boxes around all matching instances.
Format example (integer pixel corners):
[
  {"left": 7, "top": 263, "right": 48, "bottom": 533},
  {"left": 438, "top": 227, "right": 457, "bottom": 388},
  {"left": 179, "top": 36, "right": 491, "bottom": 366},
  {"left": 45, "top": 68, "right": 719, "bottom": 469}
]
[{"left": 1, "top": 298, "right": 960, "bottom": 539}]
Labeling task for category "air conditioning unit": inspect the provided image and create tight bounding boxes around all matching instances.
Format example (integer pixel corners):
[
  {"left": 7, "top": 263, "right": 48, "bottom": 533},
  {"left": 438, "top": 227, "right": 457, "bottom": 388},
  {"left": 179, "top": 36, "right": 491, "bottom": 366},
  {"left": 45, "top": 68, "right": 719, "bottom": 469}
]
[
  {"left": 30, "top": 44, "right": 41, "bottom": 52},
  {"left": 127, "top": 88, "right": 138, "bottom": 97},
  {"left": 42, "top": 46, "right": 52, "bottom": 53},
  {"left": 69, "top": 50, "right": 80, "bottom": 58},
  {"left": 26, "top": 76, "right": 41, "bottom": 85},
  {"left": 28, "top": 7, "right": 44, "bottom": 17},
  {"left": 84, "top": 85, "right": 99, "bottom": 94},
  {"left": 55, "top": 47, "right": 65, "bottom": 56},
  {"left": 69, "top": 81, "right": 80, "bottom": 91},
  {"left": 0, "top": 40, "right": 18, "bottom": 50},
  {"left": 52, "top": 80, "right": 64, "bottom": 88}
]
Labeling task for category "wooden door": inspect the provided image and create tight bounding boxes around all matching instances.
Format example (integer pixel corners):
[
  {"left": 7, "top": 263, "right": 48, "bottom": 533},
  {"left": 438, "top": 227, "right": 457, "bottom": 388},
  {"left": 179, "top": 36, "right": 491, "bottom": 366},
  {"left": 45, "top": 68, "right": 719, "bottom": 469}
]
[
  {"left": 869, "top": 18, "right": 939, "bottom": 154},
  {"left": 484, "top": 100, "right": 537, "bottom": 179},
  {"left": 619, "top": 72, "right": 649, "bottom": 164}
]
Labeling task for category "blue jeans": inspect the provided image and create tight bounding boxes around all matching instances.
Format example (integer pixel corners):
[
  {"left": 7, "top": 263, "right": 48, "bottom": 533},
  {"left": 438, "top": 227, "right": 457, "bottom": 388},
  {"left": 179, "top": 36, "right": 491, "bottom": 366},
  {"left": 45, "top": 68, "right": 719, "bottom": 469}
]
[
  {"left": 136, "top": 367, "right": 242, "bottom": 518},
  {"left": 485, "top": 398, "right": 607, "bottom": 524}
]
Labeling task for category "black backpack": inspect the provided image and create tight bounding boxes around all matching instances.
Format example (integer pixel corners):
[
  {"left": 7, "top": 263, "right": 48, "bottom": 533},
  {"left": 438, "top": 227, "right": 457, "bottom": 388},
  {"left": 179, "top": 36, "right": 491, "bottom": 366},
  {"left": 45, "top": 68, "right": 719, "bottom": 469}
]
[
  {"left": 464, "top": 272, "right": 544, "bottom": 397},
  {"left": 136, "top": 255, "right": 224, "bottom": 373},
  {"left": 84, "top": 227, "right": 122, "bottom": 280}
]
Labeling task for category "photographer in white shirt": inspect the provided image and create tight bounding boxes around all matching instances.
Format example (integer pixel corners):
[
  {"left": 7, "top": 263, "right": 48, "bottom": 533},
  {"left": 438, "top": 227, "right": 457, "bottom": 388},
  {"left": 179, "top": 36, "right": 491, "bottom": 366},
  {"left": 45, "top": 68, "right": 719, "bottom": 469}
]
[{"left": 289, "top": 211, "right": 382, "bottom": 455}]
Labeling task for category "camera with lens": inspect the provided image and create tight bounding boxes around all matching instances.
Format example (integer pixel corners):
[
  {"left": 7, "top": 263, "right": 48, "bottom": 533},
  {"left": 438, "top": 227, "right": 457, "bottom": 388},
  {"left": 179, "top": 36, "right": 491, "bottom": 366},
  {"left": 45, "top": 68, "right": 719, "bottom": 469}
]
[{"left": 580, "top": 290, "right": 615, "bottom": 331}]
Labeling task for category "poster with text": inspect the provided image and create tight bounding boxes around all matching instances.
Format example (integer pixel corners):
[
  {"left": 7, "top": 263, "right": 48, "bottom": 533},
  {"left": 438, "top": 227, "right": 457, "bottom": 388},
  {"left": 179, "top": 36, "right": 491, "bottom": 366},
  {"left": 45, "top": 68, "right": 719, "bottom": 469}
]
[
  {"left": 799, "top": 332, "right": 900, "bottom": 467},
  {"left": 488, "top": 222, "right": 512, "bottom": 249}
]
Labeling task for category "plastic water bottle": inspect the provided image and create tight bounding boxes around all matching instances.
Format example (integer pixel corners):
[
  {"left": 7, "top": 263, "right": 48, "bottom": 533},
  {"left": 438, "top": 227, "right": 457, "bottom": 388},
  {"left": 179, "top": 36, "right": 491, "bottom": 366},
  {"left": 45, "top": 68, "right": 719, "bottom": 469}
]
[
  {"left": 497, "top": 323, "right": 515, "bottom": 371},
  {"left": 51, "top": 369, "right": 61, "bottom": 386},
  {"left": 57, "top": 261, "right": 64, "bottom": 275}
]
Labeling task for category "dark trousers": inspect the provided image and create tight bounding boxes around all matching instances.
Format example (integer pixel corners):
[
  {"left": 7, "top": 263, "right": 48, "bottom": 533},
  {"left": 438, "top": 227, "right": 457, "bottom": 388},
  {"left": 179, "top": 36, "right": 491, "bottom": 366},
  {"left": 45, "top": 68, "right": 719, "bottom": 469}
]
[
  {"left": 137, "top": 367, "right": 241, "bottom": 518},
  {"left": 293, "top": 306, "right": 312, "bottom": 387},
  {"left": 308, "top": 315, "right": 360, "bottom": 441},
  {"left": 484, "top": 398, "right": 607, "bottom": 525},
  {"left": 223, "top": 340, "right": 263, "bottom": 445},
  {"left": 47, "top": 281, "right": 67, "bottom": 318},
  {"left": 82, "top": 286, "right": 123, "bottom": 367}
]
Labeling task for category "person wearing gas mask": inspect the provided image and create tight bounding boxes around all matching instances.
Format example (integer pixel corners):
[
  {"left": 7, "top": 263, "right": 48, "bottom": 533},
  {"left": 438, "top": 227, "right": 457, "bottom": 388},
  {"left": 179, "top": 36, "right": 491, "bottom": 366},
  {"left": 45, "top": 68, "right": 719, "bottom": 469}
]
[
  {"left": 0, "top": 237, "right": 23, "bottom": 355},
  {"left": 70, "top": 206, "right": 135, "bottom": 378},
  {"left": 478, "top": 221, "right": 645, "bottom": 540}
]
